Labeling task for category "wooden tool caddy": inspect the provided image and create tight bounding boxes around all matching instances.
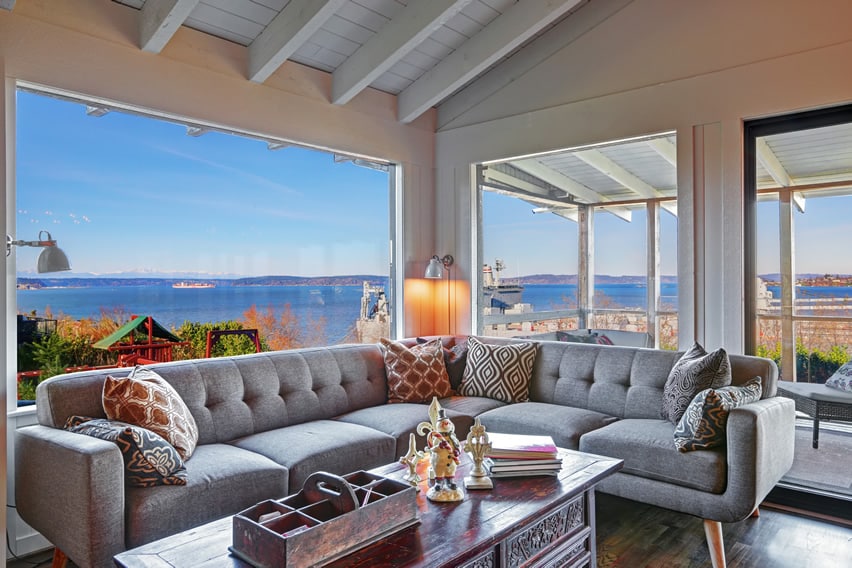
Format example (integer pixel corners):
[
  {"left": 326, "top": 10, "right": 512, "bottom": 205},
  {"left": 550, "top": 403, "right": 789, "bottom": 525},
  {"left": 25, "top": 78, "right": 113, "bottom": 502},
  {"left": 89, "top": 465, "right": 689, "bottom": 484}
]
[{"left": 230, "top": 470, "right": 419, "bottom": 567}]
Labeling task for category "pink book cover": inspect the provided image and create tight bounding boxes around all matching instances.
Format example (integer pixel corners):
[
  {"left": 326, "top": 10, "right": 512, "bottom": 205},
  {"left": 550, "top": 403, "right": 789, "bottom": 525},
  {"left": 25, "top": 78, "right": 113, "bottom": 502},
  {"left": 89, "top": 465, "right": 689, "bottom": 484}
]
[{"left": 486, "top": 432, "right": 558, "bottom": 458}]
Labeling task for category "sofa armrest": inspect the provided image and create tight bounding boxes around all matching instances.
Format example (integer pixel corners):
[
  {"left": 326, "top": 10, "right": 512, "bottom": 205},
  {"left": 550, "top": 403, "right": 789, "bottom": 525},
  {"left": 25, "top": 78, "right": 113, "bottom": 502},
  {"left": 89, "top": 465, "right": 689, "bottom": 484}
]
[
  {"left": 724, "top": 396, "right": 795, "bottom": 516},
  {"left": 15, "top": 425, "right": 126, "bottom": 568}
]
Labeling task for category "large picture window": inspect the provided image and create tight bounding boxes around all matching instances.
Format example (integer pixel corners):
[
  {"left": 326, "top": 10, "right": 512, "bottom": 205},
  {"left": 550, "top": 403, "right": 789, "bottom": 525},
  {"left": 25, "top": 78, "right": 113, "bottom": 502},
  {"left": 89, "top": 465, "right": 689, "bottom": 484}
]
[
  {"left": 476, "top": 133, "right": 678, "bottom": 349},
  {"left": 11, "top": 88, "right": 396, "bottom": 403},
  {"left": 745, "top": 104, "right": 852, "bottom": 503}
]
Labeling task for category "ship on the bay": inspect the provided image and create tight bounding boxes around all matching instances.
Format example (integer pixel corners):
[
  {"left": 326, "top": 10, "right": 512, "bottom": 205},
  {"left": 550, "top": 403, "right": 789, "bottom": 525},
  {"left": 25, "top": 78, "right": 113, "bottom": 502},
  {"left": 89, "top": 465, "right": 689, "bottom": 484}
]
[
  {"left": 172, "top": 281, "right": 215, "bottom": 289},
  {"left": 483, "top": 260, "right": 524, "bottom": 310}
]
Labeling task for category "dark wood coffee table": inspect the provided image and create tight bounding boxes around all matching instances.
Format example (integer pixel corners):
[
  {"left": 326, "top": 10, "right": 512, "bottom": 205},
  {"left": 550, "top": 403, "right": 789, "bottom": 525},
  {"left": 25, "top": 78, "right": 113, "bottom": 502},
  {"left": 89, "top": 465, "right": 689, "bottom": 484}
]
[{"left": 114, "top": 448, "right": 622, "bottom": 568}]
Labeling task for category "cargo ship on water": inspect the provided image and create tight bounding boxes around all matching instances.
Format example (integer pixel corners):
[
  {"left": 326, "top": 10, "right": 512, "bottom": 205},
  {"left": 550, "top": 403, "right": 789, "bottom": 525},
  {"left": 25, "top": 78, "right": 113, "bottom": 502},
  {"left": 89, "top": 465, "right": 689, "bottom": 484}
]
[
  {"left": 483, "top": 260, "right": 524, "bottom": 310},
  {"left": 172, "top": 281, "right": 215, "bottom": 289}
]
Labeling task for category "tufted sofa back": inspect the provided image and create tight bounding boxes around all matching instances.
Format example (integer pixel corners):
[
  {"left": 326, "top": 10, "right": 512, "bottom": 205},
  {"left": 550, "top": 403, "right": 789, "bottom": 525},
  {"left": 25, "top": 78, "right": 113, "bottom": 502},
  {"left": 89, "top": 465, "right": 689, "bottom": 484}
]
[
  {"left": 526, "top": 341, "right": 779, "bottom": 419},
  {"left": 35, "top": 343, "right": 387, "bottom": 444}
]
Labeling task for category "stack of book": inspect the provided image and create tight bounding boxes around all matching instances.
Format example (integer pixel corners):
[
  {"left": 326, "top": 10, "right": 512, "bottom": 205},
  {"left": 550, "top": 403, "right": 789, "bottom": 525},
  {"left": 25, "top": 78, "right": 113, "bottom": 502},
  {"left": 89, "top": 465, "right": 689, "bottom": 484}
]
[{"left": 485, "top": 433, "right": 562, "bottom": 478}]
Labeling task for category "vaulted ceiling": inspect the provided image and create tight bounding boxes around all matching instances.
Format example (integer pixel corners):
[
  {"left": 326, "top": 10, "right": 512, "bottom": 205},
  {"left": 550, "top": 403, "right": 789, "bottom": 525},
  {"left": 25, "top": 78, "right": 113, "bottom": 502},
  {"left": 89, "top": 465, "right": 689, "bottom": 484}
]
[{"left": 95, "top": 0, "right": 588, "bottom": 124}]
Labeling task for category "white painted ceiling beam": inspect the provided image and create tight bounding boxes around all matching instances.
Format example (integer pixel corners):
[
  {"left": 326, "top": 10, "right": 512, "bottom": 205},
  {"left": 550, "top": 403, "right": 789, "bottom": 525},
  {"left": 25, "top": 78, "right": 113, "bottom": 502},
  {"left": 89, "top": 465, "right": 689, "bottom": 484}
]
[
  {"left": 512, "top": 158, "right": 632, "bottom": 222},
  {"left": 532, "top": 206, "right": 579, "bottom": 223},
  {"left": 249, "top": 0, "right": 347, "bottom": 84},
  {"left": 757, "top": 137, "right": 805, "bottom": 212},
  {"left": 483, "top": 168, "right": 579, "bottom": 211},
  {"left": 397, "top": 0, "right": 582, "bottom": 123},
  {"left": 438, "top": 0, "right": 629, "bottom": 129},
  {"left": 647, "top": 138, "right": 677, "bottom": 167},
  {"left": 574, "top": 149, "right": 678, "bottom": 217},
  {"left": 332, "top": 0, "right": 473, "bottom": 105},
  {"left": 139, "top": 0, "right": 199, "bottom": 54},
  {"left": 0, "top": 0, "right": 16, "bottom": 11}
]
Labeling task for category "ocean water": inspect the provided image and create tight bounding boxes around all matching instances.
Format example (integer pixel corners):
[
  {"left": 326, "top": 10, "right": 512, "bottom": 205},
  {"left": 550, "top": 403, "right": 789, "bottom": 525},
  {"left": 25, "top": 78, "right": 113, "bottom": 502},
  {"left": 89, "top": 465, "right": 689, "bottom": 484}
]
[{"left": 18, "top": 282, "right": 850, "bottom": 341}]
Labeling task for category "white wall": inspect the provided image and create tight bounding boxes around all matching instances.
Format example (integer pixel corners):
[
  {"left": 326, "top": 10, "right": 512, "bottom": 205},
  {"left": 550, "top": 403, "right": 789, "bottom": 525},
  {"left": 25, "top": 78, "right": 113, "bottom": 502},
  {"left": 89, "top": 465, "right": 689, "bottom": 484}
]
[
  {"left": 0, "top": 0, "right": 439, "bottom": 559},
  {"left": 434, "top": 0, "right": 852, "bottom": 351}
]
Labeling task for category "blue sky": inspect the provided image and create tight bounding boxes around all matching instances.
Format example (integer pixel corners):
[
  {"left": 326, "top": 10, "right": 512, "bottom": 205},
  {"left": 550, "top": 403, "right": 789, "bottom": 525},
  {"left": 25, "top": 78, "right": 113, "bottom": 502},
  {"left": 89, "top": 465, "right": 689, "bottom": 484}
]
[
  {"left": 16, "top": 90, "right": 850, "bottom": 279},
  {"left": 15, "top": 91, "right": 390, "bottom": 277}
]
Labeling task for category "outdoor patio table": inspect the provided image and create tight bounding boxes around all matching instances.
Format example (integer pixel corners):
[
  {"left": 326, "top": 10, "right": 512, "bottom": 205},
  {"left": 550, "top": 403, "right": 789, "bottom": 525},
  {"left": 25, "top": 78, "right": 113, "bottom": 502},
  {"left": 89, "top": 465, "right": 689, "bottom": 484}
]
[{"left": 776, "top": 382, "right": 852, "bottom": 449}]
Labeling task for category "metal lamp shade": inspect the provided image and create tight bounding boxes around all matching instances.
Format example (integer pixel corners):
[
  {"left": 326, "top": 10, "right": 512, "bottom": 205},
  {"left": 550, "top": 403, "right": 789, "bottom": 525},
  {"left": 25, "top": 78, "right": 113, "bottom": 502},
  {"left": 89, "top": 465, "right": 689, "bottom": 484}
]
[
  {"left": 425, "top": 257, "right": 443, "bottom": 279},
  {"left": 37, "top": 245, "right": 71, "bottom": 273}
]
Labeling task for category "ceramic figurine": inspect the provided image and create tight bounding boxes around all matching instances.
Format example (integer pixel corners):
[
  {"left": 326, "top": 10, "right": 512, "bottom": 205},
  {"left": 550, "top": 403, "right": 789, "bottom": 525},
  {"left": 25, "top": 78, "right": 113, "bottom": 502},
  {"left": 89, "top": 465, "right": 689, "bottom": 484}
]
[
  {"left": 425, "top": 409, "right": 464, "bottom": 502},
  {"left": 416, "top": 397, "right": 443, "bottom": 480},
  {"left": 399, "top": 432, "right": 424, "bottom": 488},
  {"left": 463, "top": 418, "right": 493, "bottom": 490}
]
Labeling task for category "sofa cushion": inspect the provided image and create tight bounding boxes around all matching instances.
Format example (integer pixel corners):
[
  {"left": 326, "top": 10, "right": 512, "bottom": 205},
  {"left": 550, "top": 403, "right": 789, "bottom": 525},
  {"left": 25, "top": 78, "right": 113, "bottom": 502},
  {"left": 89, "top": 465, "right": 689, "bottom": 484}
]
[
  {"left": 674, "top": 376, "right": 763, "bottom": 452},
  {"left": 459, "top": 337, "right": 537, "bottom": 403},
  {"left": 68, "top": 418, "right": 187, "bottom": 487},
  {"left": 124, "top": 443, "right": 289, "bottom": 548},
  {"left": 579, "top": 419, "right": 727, "bottom": 493},
  {"left": 661, "top": 343, "right": 732, "bottom": 424},
  {"left": 476, "top": 402, "right": 617, "bottom": 450},
  {"left": 380, "top": 338, "right": 453, "bottom": 403},
  {"left": 438, "top": 395, "right": 506, "bottom": 417},
  {"left": 229, "top": 420, "right": 397, "bottom": 492},
  {"left": 336, "top": 403, "right": 475, "bottom": 457},
  {"left": 103, "top": 367, "right": 199, "bottom": 460}
]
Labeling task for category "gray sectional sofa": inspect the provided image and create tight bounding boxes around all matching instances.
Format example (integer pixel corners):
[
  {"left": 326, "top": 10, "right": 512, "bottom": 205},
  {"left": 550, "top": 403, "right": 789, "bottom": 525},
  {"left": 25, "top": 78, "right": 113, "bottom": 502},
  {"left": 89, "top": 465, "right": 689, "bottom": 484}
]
[{"left": 15, "top": 336, "right": 795, "bottom": 568}]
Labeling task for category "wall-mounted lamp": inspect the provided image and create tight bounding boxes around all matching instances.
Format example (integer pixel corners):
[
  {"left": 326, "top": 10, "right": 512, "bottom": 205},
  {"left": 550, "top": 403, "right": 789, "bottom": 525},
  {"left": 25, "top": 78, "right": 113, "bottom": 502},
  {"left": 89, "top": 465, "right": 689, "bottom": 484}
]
[
  {"left": 6, "top": 231, "right": 72, "bottom": 273},
  {"left": 425, "top": 254, "right": 454, "bottom": 279}
]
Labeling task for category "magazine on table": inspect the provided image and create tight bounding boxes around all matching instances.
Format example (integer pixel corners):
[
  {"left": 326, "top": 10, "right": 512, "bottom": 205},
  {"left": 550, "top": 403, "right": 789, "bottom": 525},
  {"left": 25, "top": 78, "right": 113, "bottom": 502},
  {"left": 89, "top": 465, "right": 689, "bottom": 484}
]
[{"left": 485, "top": 432, "right": 559, "bottom": 460}]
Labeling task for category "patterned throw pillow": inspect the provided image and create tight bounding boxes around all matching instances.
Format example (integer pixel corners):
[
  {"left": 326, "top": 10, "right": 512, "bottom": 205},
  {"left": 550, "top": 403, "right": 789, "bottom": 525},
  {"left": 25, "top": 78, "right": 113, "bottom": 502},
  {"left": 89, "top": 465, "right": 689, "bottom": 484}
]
[
  {"left": 103, "top": 367, "right": 199, "bottom": 460},
  {"left": 67, "top": 417, "right": 187, "bottom": 487},
  {"left": 380, "top": 338, "right": 454, "bottom": 403},
  {"left": 416, "top": 337, "right": 468, "bottom": 390},
  {"left": 661, "top": 343, "right": 732, "bottom": 424},
  {"left": 674, "top": 377, "right": 763, "bottom": 452},
  {"left": 825, "top": 361, "right": 852, "bottom": 392},
  {"left": 458, "top": 337, "right": 538, "bottom": 403}
]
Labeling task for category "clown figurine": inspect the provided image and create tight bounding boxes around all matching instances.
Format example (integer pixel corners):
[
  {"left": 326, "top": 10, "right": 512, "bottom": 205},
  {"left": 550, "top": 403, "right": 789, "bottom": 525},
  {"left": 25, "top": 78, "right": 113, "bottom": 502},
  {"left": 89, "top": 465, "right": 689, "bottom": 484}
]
[{"left": 425, "top": 409, "right": 464, "bottom": 502}]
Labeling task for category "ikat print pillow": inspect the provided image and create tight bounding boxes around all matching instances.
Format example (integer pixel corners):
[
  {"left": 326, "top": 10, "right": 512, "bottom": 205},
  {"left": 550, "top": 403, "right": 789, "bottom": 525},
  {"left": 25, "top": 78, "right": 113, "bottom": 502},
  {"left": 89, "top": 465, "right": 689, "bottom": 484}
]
[
  {"left": 381, "top": 338, "right": 454, "bottom": 403},
  {"left": 661, "top": 342, "right": 732, "bottom": 424},
  {"left": 416, "top": 336, "right": 469, "bottom": 390},
  {"left": 825, "top": 361, "right": 852, "bottom": 392},
  {"left": 458, "top": 337, "right": 538, "bottom": 403},
  {"left": 673, "top": 376, "right": 763, "bottom": 452},
  {"left": 103, "top": 367, "right": 199, "bottom": 460},
  {"left": 66, "top": 417, "right": 187, "bottom": 487}
]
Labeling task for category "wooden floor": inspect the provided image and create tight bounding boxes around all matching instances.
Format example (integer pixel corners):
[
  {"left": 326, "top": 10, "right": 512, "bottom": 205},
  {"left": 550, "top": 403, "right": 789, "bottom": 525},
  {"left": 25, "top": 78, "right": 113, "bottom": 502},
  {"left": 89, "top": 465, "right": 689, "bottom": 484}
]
[
  {"left": 596, "top": 494, "right": 852, "bottom": 568},
  {"left": 9, "top": 495, "right": 852, "bottom": 568}
]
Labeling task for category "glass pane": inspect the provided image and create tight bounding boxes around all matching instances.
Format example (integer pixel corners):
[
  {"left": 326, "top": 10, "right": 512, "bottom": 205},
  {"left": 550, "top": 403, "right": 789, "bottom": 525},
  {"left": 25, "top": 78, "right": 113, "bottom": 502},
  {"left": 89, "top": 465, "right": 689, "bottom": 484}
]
[{"left": 14, "top": 90, "right": 391, "bottom": 402}]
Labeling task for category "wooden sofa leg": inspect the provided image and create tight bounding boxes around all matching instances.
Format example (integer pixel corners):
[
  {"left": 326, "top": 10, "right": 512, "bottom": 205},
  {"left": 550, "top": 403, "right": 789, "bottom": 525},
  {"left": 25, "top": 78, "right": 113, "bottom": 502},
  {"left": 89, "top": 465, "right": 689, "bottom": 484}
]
[
  {"left": 703, "top": 520, "right": 726, "bottom": 568},
  {"left": 751, "top": 507, "right": 760, "bottom": 518},
  {"left": 52, "top": 548, "right": 68, "bottom": 568}
]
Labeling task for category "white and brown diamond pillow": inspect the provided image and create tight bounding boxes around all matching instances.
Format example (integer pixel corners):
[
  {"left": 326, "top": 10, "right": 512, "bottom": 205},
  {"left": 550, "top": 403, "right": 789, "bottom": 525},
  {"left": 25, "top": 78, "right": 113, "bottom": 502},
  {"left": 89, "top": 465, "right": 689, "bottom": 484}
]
[
  {"left": 102, "top": 367, "right": 199, "bottom": 460},
  {"left": 380, "top": 338, "right": 454, "bottom": 403},
  {"left": 458, "top": 337, "right": 537, "bottom": 403}
]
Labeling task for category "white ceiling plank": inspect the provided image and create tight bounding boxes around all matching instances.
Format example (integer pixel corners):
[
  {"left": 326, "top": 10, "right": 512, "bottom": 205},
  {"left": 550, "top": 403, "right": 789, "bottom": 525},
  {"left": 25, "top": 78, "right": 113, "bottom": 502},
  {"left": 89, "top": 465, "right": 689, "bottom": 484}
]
[
  {"left": 0, "top": 0, "right": 16, "bottom": 11},
  {"left": 438, "top": 0, "right": 630, "bottom": 129},
  {"left": 574, "top": 149, "right": 664, "bottom": 200},
  {"left": 757, "top": 137, "right": 805, "bottom": 212},
  {"left": 397, "top": 0, "right": 583, "bottom": 123},
  {"left": 139, "top": 0, "right": 200, "bottom": 54},
  {"left": 332, "top": 0, "right": 473, "bottom": 105},
  {"left": 249, "top": 0, "right": 348, "bottom": 83},
  {"left": 512, "top": 158, "right": 632, "bottom": 221},
  {"left": 647, "top": 138, "right": 677, "bottom": 167}
]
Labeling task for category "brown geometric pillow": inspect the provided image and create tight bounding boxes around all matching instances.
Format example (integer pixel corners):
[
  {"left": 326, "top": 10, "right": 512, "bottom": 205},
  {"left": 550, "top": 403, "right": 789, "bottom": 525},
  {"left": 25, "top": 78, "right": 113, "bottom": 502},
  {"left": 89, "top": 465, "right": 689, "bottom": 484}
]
[
  {"left": 416, "top": 336, "right": 468, "bottom": 390},
  {"left": 103, "top": 367, "right": 199, "bottom": 460},
  {"left": 458, "top": 337, "right": 537, "bottom": 403},
  {"left": 380, "top": 338, "right": 453, "bottom": 403}
]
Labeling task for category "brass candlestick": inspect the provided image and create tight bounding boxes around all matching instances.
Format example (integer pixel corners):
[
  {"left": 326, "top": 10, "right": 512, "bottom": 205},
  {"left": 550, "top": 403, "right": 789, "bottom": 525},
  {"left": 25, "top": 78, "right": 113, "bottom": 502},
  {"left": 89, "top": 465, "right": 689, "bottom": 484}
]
[{"left": 463, "top": 418, "right": 493, "bottom": 489}]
